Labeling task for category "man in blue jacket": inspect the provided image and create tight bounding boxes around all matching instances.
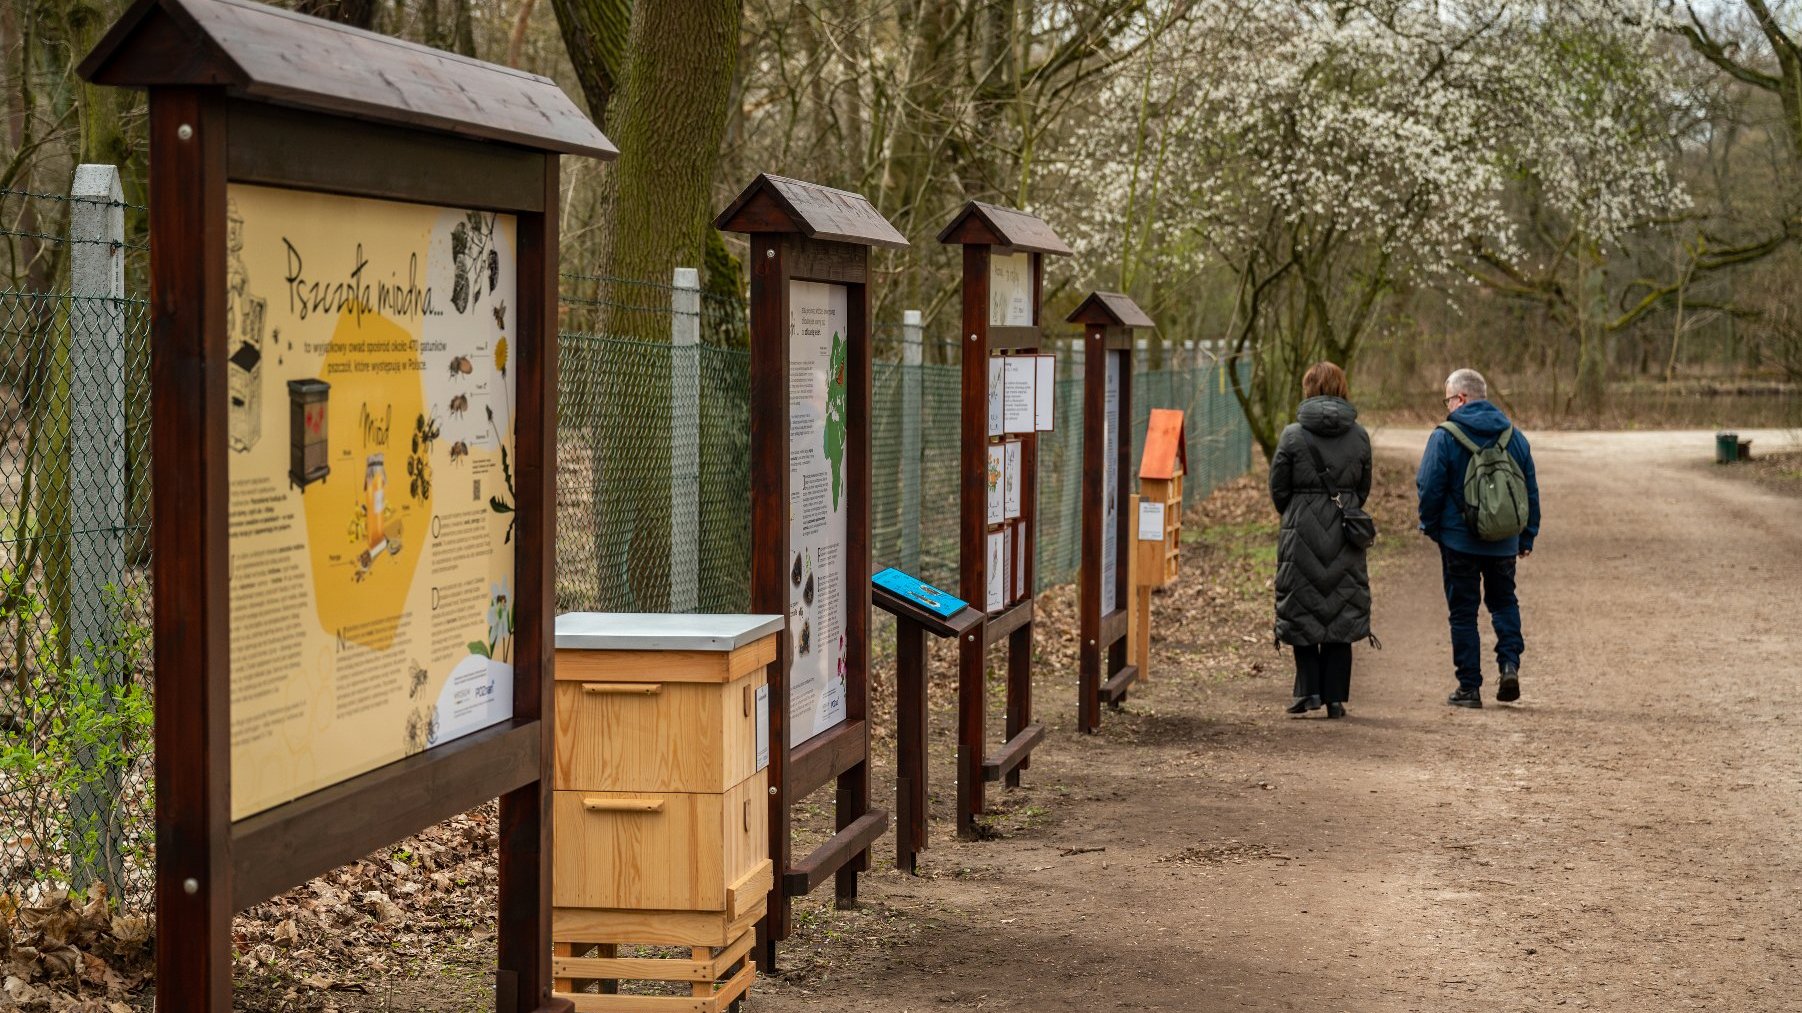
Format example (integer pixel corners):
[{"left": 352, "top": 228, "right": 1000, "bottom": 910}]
[{"left": 1417, "top": 369, "right": 1541, "bottom": 708}]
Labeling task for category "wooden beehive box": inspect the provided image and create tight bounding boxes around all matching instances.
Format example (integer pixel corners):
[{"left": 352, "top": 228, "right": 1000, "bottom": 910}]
[
  {"left": 1136, "top": 408, "right": 1187, "bottom": 588},
  {"left": 551, "top": 613, "right": 781, "bottom": 1010}
]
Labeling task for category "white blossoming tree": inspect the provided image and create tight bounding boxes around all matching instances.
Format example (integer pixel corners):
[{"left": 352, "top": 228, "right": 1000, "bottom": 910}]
[{"left": 1045, "top": 0, "right": 1689, "bottom": 454}]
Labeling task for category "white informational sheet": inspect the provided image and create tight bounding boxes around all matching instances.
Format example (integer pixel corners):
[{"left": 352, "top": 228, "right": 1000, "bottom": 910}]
[
  {"left": 1013, "top": 521, "right": 1027, "bottom": 603},
  {"left": 1101, "top": 351, "right": 1121, "bottom": 615},
  {"left": 986, "top": 529, "right": 1006, "bottom": 613},
  {"left": 987, "top": 444, "right": 1007, "bottom": 525},
  {"left": 1138, "top": 500, "right": 1166, "bottom": 542},
  {"left": 989, "top": 252, "right": 1033, "bottom": 327},
  {"left": 1002, "top": 356, "right": 1036, "bottom": 433},
  {"left": 987, "top": 357, "right": 1004, "bottom": 437},
  {"left": 1003, "top": 440, "right": 1022, "bottom": 519},
  {"left": 1035, "top": 354, "right": 1056, "bottom": 431},
  {"left": 787, "top": 280, "right": 851, "bottom": 747}
]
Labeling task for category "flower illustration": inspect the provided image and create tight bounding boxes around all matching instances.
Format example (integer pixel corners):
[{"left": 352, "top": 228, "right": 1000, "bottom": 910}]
[
  {"left": 486, "top": 580, "right": 514, "bottom": 660},
  {"left": 494, "top": 334, "right": 509, "bottom": 378}
]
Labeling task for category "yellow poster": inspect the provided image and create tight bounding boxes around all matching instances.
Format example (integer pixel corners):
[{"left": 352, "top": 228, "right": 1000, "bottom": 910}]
[{"left": 225, "top": 183, "right": 518, "bottom": 820}]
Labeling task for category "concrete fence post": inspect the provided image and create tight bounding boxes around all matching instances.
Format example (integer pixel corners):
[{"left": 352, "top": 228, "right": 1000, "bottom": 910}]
[
  {"left": 899, "top": 310, "right": 923, "bottom": 574},
  {"left": 669, "top": 267, "right": 701, "bottom": 613},
  {"left": 68, "top": 164, "right": 128, "bottom": 897}
]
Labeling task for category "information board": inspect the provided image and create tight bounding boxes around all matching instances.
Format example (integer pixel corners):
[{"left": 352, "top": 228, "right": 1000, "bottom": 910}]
[
  {"left": 787, "top": 280, "right": 851, "bottom": 746},
  {"left": 226, "top": 184, "right": 517, "bottom": 820},
  {"left": 989, "top": 251, "right": 1033, "bottom": 326}
]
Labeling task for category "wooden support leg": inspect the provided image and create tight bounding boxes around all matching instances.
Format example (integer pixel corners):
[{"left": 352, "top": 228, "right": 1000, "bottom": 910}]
[
  {"left": 1005, "top": 622, "right": 1032, "bottom": 786},
  {"left": 956, "top": 631, "right": 985, "bottom": 838},
  {"left": 1134, "top": 584, "right": 1153, "bottom": 685},
  {"left": 1078, "top": 631, "right": 1099, "bottom": 735},
  {"left": 553, "top": 942, "right": 573, "bottom": 996},
  {"left": 835, "top": 756, "right": 869, "bottom": 908},
  {"left": 756, "top": 918, "right": 776, "bottom": 976},
  {"left": 895, "top": 618, "right": 927, "bottom": 874},
  {"left": 1108, "top": 635, "right": 1129, "bottom": 709},
  {"left": 692, "top": 948, "right": 712, "bottom": 1001}
]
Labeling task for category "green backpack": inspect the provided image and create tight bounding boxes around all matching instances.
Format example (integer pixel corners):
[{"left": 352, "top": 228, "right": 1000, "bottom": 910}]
[{"left": 1438, "top": 421, "right": 1530, "bottom": 541}]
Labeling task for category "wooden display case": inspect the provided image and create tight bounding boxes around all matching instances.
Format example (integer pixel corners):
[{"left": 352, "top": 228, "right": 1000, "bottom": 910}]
[
  {"left": 1068, "top": 291, "right": 1154, "bottom": 732},
  {"left": 551, "top": 613, "right": 781, "bottom": 1012},
  {"left": 79, "top": 2, "right": 615, "bottom": 1009},
  {"left": 937, "top": 200, "right": 1069, "bottom": 836},
  {"left": 715, "top": 173, "right": 904, "bottom": 969}
]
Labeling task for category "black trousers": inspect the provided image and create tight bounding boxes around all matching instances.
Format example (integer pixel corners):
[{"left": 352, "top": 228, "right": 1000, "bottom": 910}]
[{"left": 1292, "top": 643, "right": 1353, "bottom": 704}]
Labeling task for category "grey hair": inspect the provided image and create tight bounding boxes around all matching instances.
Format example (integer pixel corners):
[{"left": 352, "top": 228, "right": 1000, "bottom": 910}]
[{"left": 1445, "top": 368, "right": 1487, "bottom": 400}]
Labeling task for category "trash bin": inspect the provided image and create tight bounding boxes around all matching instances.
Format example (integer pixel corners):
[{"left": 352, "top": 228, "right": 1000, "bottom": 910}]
[{"left": 1716, "top": 431, "right": 1739, "bottom": 464}]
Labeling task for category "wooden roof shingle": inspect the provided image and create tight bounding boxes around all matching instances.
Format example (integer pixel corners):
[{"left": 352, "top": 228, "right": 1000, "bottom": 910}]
[
  {"left": 936, "top": 201, "right": 1070, "bottom": 255},
  {"left": 79, "top": 0, "right": 617, "bottom": 159},
  {"left": 714, "top": 174, "right": 909, "bottom": 249},
  {"left": 1067, "top": 291, "right": 1154, "bottom": 329},
  {"left": 1140, "top": 409, "right": 1187, "bottom": 481}
]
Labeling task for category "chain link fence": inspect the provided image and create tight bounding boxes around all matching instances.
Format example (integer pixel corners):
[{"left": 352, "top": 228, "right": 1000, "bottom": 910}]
[
  {"left": 0, "top": 174, "right": 1254, "bottom": 917},
  {"left": 551, "top": 282, "right": 1254, "bottom": 609},
  {"left": 0, "top": 177, "right": 157, "bottom": 911}
]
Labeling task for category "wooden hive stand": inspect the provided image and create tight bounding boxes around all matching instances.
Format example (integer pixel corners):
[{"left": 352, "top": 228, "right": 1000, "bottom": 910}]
[{"left": 551, "top": 613, "right": 783, "bottom": 1012}]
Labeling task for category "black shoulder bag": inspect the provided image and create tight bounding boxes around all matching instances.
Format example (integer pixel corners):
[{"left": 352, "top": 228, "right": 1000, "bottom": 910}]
[{"left": 1301, "top": 434, "right": 1377, "bottom": 550}]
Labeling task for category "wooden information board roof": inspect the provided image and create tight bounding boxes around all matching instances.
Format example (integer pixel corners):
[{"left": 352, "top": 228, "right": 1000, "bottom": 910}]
[
  {"left": 1140, "top": 408, "right": 1188, "bottom": 480},
  {"left": 714, "top": 173, "right": 909, "bottom": 249},
  {"left": 78, "top": 0, "right": 618, "bottom": 159},
  {"left": 1067, "top": 291, "right": 1154, "bottom": 329},
  {"left": 936, "top": 200, "right": 1072, "bottom": 255}
]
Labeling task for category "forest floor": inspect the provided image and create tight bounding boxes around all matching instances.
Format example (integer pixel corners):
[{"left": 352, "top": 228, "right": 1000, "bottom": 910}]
[{"left": 11, "top": 428, "right": 1798, "bottom": 1012}]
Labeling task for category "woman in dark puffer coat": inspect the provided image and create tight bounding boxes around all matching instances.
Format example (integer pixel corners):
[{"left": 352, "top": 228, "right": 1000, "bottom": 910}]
[{"left": 1269, "top": 362, "right": 1373, "bottom": 718}]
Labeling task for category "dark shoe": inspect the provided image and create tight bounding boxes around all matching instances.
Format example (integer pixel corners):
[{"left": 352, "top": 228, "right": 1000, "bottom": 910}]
[
  {"left": 1496, "top": 664, "right": 1520, "bottom": 703},
  {"left": 1447, "top": 687, "right": 1483, "bottom": 709},
  {"left": 1325, "top": 702, "right": 1346, "bottom": 719},
  {"left": 1286, "top": 695, "right": 1323, "bottom": 715}
]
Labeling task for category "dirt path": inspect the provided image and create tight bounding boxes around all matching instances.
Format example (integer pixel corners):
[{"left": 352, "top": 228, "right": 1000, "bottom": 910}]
[{"left": 755, "top": 428, "right": 1802, "bottom": 1012}]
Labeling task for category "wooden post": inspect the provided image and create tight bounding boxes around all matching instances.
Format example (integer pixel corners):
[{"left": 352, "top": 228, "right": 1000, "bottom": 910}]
[
  {"left": 894, "top": 615, "right": 927, "bottom": 874},
  {"left": 937, "top": 201, "right": 1067, "bottom": 836},
  {"left": 79, "top": 4, "right": 614, "bottom": 1009}
]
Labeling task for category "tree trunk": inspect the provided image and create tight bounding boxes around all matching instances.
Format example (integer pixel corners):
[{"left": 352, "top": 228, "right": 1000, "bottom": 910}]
[
  {"left": 587, "top": 0, "right": 742, "bottom": 610},
  {"left": 550, "top": 0, "right": 632, "bottom": 127}
]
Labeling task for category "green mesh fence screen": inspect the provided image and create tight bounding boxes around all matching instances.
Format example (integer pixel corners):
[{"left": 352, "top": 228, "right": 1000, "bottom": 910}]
[{"left": 549, "top": 291, "right": 1255, "bottom": 615}]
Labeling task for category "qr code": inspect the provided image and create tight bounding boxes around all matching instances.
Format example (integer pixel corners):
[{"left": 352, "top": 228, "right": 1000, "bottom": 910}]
[{"left": 473, "top": 478, "right": 482, "bottom": 502}]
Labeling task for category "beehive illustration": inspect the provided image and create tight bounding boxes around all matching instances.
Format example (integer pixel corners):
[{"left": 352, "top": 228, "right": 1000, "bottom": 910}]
[{"left": 288, "top": 378, "right": 331, "bottom": 489}]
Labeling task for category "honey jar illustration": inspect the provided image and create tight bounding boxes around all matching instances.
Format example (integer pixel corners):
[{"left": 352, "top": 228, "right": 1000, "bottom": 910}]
[{"left": 365, "top": 453, "right": 387, "bottom": 553}]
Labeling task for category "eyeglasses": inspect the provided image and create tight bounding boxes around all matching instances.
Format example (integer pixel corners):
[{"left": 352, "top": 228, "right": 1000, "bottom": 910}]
[{"left": 1442, "top": 394, "right": 1462, "bottom": 408}]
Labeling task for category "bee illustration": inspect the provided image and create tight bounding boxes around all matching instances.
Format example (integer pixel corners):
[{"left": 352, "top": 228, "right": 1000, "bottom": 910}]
[
  {"left": 449, "top": 441, "right": 469, "bottom": 462},
  {"left": 448, "top": 355, "right": 473, "bottom": 377},
  {"left": 448, "top": 393, "right": 469, "bottom": 417},
  {"left": 492, "top": 300, "right": 507, "bottom": 330}
]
